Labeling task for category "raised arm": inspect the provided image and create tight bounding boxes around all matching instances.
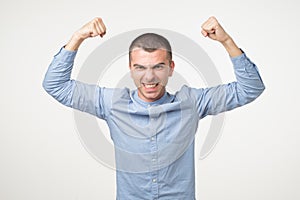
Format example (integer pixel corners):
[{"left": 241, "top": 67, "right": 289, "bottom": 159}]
[
  {"left": 193, "top": 17, "right": 265, "bottom": 118},
  {"left": 42, "top": 18, "right": 108, "bottom": 118}
]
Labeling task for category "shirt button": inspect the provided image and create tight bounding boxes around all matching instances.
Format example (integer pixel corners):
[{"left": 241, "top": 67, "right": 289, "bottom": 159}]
[
  {"left": 151, "top": 137, "right": 155, "bottom": 141},
  {"left": 152, "top": 178, "right": 157, "bottom": 183},
  {"left": 152, "top": 158, "right": 156, "bottom": 162}
]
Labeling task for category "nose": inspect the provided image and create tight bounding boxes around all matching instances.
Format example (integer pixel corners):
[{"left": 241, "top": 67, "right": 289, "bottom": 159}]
[{"left": 144, "top": 68, "right": 156, "bottom": 82}]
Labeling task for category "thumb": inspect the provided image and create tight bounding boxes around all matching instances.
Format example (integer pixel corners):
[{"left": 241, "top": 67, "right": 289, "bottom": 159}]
[{"left": 201, "top": 29, "right": 208, "bottom": 37}]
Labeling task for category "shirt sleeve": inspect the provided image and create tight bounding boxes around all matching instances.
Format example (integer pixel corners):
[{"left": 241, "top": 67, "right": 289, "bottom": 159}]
[
  {"left": 188, "top": 51, "right": 265, "bottom": 119},
  {"left": 42, "top": 47, "right": 109, "bottom": 119}
]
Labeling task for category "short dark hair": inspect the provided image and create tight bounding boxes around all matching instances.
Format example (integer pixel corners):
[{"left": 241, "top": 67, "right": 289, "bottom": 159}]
[{"left": 129, "top": 33, "right": 172, "bottom": 61}]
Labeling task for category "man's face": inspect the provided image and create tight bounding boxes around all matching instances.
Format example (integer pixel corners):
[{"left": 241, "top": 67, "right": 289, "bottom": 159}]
[{"left": 129, "top": 48, "right": 175, "bottom": 102}]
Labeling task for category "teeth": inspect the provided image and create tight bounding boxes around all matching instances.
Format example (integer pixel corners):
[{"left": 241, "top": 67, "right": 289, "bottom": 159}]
[{"left": 144, "top": 84, "right": 157, "bottom": 88}]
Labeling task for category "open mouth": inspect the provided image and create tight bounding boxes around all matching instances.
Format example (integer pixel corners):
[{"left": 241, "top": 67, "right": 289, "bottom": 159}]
[{"left": 143, "top": 83, "right": 159, "bottom": 89}]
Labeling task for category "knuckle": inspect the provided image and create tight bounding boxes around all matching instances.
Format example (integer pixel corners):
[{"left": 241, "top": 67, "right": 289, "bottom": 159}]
[
  {"left": 92, "top": 17, "right": 101, "bottom": 24},
  {"left": 209, "top": 16, "right": 216, "bottom": 20}
]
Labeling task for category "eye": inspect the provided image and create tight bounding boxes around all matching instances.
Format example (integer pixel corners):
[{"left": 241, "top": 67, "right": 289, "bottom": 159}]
[
  {"left": 153, "top": 64, "right": 165, "bottom": 70},
  {"left": 134, "top": 65, "right": 146, "bottom": 70}
]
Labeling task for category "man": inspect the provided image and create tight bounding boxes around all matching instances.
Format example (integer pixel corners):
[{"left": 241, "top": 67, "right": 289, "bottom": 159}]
[{"left": 43, "top": 16, "right": 265, "bottom": 199}]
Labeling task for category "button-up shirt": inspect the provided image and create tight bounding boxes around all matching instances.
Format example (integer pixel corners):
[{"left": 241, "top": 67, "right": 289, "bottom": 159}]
[{"left": 43, "top": 48, "right": 265, "bottom": 199}]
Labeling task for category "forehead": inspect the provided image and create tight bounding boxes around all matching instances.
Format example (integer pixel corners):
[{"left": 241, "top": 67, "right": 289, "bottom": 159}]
[{"left": 130, "top": 48, "right": 169, "bottom": 64}]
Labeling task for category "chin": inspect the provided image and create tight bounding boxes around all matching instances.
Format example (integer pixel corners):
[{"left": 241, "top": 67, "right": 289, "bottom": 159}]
[
  {"left": 144, "top": 93, "right": 163, "bottom": 102},
  {"left": 138, "top": 86, "right": 165, "bottom": 102}
]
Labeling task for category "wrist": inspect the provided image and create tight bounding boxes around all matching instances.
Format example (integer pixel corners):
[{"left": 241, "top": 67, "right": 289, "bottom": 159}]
[
  {"left": 221, "top": 36, "right": 234, "bottom": 48},
  {"left": 221, "top": 37, "right": 242, "bottom": 57},
  {"left": 65, "top": 32, "right": 85, "bottom": 51}
]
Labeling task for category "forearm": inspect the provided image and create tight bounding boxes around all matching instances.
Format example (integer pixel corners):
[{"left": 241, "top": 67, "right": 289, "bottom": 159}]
[
  {"left": 196, "top": 52, "right": 265, "bottom": 118},
  {"left": 43, "top": 47, "right": 105, "bottom": 118},
  {"left": 65, "top": 33, "right": 84, "bottom": 51},
  {"left": 230, "top": 52, "right": 265, "bottom": 105},
  {"left": 221, "top": 37, "right": 242, "bottom": 58},
  {"left": 42, "top": 48, "right": 77, "bottom": 106}
]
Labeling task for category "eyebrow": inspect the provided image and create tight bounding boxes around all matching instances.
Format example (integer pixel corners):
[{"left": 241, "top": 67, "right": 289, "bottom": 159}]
[{"left": 133, "top": 62, "right": 166, "bottom": 68}]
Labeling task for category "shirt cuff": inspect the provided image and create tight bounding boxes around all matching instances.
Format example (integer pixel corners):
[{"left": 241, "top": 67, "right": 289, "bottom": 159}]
[
  {"left": 230, "top": 49, "right": 252, "bottom": 69},
  {"left": 53, "top": 46, "right": 78, "bottom": 63}
]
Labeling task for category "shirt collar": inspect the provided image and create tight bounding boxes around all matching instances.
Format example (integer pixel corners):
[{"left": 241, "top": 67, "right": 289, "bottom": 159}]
[{"left": 132, "top": 90, "right": 168, "bottom": 107}]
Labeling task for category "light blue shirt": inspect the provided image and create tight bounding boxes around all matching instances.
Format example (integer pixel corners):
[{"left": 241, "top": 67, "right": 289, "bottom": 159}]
[{"left": 43, "top": 47, "right": 265, "bottom": 200}]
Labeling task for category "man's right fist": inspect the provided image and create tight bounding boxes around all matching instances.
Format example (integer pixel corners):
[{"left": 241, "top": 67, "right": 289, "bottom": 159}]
[
  {"left": 76, "top": 17, "right": 107, "bottom": 39},
  {"left": 65, "top": 17, "right": 106, "bottom": 51}
]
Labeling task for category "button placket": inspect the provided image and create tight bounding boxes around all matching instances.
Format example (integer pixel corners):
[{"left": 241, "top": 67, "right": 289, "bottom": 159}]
[
  {"left": 150, "top": 130, "right": 158, "bottom": 198},
  {"left": 148, "top": 105, "right": 159, "bottom": 199}
]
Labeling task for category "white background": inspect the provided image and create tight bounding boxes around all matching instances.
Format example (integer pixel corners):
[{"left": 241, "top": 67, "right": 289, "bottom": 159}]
[{"left": 1, "top": 0, "right": 299, "bottom": 199}]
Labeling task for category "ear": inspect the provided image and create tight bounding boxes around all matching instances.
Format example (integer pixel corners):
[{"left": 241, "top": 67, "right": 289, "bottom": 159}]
[{"left": 168, "top": 60, "right": 175, "bottom": 77}]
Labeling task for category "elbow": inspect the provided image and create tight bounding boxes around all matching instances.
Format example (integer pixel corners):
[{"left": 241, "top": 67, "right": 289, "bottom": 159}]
[
  {"left": 241, "top": 83, "right": 266, "bottom": 104},
  {"left": 42, "top": 78, "right": 74, "bottom": 107},
  {"left": 42, "top": 78, "right": 53, "bottom": 94},
  {"left": 254, "top": 81, "right": 266, "bottom": 99},
  {"left": 259, "top": 83, "right": 266, "bottom": 96},
  {"left": 42, "top": 77, "right": 59, "bottom": 97},
  {"left": 252, "top": 75, "right": 266, "bottom": 100},
  {"left": 42, "top": 78, "right": 49, "bottom": 93}
]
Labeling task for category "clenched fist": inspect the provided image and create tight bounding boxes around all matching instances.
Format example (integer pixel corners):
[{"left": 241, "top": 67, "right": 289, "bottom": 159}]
[
  {"left": 201, "top": 16, "right": 242, "bottom": 57},
  {"left": 201, "top": 16, "right": 230, "bottom": 43},
  {"left": 65, "top": 17, "right": 107, "bottom": 51},
  {"left": 76, "top": 17, "right": 107, "bottom": 39}
]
